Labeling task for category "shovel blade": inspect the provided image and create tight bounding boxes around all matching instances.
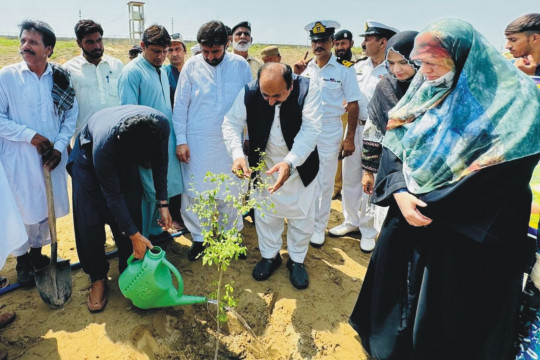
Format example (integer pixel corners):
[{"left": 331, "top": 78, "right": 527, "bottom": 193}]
[{"left": 35, "top": 259, "right": 72, "bottom": 309}]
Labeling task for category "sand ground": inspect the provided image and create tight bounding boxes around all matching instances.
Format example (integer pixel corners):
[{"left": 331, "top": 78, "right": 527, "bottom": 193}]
[
  {"left": 0, "top": 197, "right": 372, "bottom": 360},
  {"left": 0, "top": 37, "right": 371, "bottom": 360}
]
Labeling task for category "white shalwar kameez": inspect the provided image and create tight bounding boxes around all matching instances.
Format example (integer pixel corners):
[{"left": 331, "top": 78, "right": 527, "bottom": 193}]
[
  {"left": 223, "top": 83, "right": 322, "bottom": 263},
  {"left": 173, "top": 52, "right": 251, "bottom": 242},
  {"left": 0, "top": 62, "right": 77, "bottom": 255},
  {"left": 301, "top": 55, "right": 361, "bottom": 235},
  {"left": 62, "top": 54, "right": 124, "bottom": 138},
  {"left": 0, "top": 159, "right": 26, "bottom": 269}
]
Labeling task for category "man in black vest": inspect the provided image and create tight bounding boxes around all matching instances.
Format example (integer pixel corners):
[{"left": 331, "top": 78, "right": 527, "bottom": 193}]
[{"left": 223, "top": 63, "right": 322, "bottom": 289}]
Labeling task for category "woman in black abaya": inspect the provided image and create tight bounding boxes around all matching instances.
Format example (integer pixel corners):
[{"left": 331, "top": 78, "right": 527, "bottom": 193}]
[{"left": 349, "top": 19, "right": 540, "bottom": 360}]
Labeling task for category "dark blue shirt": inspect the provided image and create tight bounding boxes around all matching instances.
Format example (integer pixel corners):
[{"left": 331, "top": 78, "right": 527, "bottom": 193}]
[{"left": 75, "top": 105, "right": 170, "bottom": 236}]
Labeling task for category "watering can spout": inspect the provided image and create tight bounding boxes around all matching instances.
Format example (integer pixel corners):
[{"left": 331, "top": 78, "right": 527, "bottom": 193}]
[
  {"left": 168, "top": 295, "right": 207, "bottom": 307},
  {"left": 118, "top": 247, "right": 206, "bottom": 309}
]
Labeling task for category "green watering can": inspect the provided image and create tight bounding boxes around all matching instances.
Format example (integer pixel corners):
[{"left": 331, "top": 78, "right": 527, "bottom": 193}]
[{"left": 119, "top": 246, "right": 206, "bottom": 309}]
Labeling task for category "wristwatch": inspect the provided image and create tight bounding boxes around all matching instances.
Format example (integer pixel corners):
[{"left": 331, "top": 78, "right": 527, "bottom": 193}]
[
  {"left": 156, "top": 202, "right": 169, "bottom": 209},
  {"left": 285, "top": 160, "right": 295, "bottom": 176}
]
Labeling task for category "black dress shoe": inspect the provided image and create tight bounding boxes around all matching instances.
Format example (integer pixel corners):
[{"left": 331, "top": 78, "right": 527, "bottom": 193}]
[
  {"left": 31, "top": 254, "right": 50, "bottom": 270},
  {"left": 16, "top": 254, "right": 34, "bottom": 286},
  {"left": 188, "top": 241, "right": 206, "bottom": 261},
  {"left": 252, "top": 254, "right": 282, "bottom": 281},
  {"left": 287, "top": 259, "right": 309, "bottom": 290}
]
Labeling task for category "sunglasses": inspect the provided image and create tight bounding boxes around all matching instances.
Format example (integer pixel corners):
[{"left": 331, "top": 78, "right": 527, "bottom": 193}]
[{"left": 171, "top": 33, "right": 183, "bottom": 41}]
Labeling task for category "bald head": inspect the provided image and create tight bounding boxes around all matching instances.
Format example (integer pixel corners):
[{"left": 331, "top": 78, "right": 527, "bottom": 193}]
[{"left": 258, "top": 63, "right": 294, "bottom": 106}]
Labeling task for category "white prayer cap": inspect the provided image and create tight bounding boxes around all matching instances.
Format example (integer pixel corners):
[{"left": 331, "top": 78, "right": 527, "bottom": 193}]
[{"left": 191, "top": 44, "right": 201, "bottom": 55}]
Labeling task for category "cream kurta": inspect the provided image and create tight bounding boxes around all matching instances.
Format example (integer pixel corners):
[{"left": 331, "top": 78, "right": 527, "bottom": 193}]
[
  {"left": 62, "top": 54, "right": 124, "bottom": 137},
  {"left": 0, "top": 62, "right": 77, "bottom": 224},
  {"left": 173, "top": 52, "right": 252, "bottom": 198}
]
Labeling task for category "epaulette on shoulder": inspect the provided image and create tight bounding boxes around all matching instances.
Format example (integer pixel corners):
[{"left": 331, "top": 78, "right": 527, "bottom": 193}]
[{"left": 338, "top": 59, "right": 354, "bottom": 68}]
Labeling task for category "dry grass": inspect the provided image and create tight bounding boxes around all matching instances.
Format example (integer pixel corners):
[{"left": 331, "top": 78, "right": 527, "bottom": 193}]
[{"left": 0, "top": 36, "right": 366, "bottom": 68}]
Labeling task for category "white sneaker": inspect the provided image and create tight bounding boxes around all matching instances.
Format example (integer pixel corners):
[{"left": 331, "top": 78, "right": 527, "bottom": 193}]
[
  {"left": 329, "top": 223, "right": 359, "bottom": 237},
  {"left": 310, "top": 232, "right": 326, "bottom": 248},
  {"left": 360, "top": 237, "right": 376, "bottom": 253}
]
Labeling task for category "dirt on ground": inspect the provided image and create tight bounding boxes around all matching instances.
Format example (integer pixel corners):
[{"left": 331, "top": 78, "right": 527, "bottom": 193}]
[
  {"left": 0, "top": 37, "right": 371, "bottom": 360},
  {"left": 0, "top": 196, "right": 372, "bottom": 360}
]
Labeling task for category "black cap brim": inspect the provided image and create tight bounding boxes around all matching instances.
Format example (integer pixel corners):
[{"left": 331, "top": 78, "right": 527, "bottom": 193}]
[
  {"left": 232, "top": 21, "right": 251, "bottom": 35},
  {"left": 360, "top": 29, "right": 397, "bottom": 39},
  {"left": 311, "top": 35, "right": 332, "bottom": 41}
]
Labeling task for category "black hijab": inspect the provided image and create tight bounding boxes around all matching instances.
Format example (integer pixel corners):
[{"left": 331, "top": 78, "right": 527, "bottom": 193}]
[{"left": 368, "top": 31, "right": 418, "bottom": 134}]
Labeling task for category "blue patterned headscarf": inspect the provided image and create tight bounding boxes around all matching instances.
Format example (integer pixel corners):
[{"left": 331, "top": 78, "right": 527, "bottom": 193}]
[{"left": 382, "top": 18, "right": 540, "bottom": 194}]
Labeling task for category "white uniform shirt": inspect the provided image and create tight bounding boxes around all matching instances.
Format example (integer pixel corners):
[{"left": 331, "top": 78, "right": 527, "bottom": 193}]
[
  {"left": 301, "top": 54, "right": 361, "bottom": 119},
  {"left": 62, "top": 54, "right": 123, "bottom": 136},
  {"left": 0, "top": 62, "right": 78, "bottom": 224},
  {"left": 354, "top": 58, "right": 388, "bottom": 121},
  {"left": 173, "top": 52, "right": 252, "bottom": 196},
  {"left": 223, "top": 78, "right": 322, "bottom": 218}
]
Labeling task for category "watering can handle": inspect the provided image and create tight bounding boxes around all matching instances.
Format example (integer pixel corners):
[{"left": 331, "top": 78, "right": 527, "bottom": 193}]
[
  {"left": 164, "top": 259, "right": 184, "bottom": 298},
  {"left": 126, "top": 252, "right": 145, "bottom": 266}
]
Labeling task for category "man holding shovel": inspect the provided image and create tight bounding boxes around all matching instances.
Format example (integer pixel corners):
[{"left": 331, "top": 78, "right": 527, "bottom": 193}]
[
  {"left": 0, "top": 20, "right": 77, "bottom": 286},
  {"left": 68, "top": 105, "right": 172, "bottom": 312}
]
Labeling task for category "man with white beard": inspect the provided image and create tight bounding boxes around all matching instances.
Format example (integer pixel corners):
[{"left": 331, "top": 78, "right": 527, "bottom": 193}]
[{"left": 231, "top": 21, "right": 262, "bottom": 79}]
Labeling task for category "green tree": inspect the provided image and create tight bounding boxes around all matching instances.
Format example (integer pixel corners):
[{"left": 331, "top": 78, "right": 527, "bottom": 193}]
[{"left": 188, "top": 158, "right": 273, "bottom": 359}]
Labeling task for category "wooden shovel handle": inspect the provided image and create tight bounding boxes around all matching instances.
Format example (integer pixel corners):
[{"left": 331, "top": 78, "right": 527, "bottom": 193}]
[{"left": 43, "top": 169, "right": 57, "bottom": 246}]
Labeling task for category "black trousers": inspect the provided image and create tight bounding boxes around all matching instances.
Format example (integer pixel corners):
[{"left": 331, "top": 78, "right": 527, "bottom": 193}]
[{"left": 69, "top": 141, "right": 142, "bottom": 282}]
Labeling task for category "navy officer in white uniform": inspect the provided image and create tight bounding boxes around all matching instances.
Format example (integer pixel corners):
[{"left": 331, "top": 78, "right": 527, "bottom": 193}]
[{"left": 293, "top": 20, "right": 361, "bottom": 248}]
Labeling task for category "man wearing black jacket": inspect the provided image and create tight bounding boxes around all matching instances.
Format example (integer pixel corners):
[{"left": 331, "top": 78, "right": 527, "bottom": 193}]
[
  {"left": 223, "top": 63, "right": 322, "bottom": 289},
  {"left": 68, "top": 105, "right": 172, "bottom": 311}
]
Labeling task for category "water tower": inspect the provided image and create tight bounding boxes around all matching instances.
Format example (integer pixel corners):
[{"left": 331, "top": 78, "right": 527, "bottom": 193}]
[{"left": 127, "top": 1, "right": 145, "bottom": 44}]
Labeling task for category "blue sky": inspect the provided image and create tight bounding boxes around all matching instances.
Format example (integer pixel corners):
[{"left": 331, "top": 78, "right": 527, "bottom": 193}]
[{"left": 0, "top": 0, "right": 537, "bottom": 51}]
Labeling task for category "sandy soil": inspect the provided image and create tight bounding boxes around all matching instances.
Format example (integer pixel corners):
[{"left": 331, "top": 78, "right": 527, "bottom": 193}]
[
  {"left": 0, "top": 36, "right": 372, "bottom": 360},
  {"left": 0, "top": 196, "right": 372, "bottom": 360}
]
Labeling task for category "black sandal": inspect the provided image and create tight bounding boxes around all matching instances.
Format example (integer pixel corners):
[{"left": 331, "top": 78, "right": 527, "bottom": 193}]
[{"left": 0, "top": 276, "right": 9, "bottom": 290}]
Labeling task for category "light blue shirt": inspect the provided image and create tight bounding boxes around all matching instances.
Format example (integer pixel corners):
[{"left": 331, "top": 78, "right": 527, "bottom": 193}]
[{"left": 119, "top": 55, "right": 183, "bottom": 199}]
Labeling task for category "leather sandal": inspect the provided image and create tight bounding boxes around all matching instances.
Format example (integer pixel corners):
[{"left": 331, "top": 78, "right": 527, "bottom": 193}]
[
  {"left": 87, "top": 279, "right": 107, "bottom": 312},
  {"left": 0, "top": 276, "right": 8, "bottom": 290},
  {"left": 0, "top": 312, "right": 15, "bottom": 329}
]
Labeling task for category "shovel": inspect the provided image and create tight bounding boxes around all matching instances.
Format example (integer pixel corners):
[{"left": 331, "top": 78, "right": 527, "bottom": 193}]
[{"left": 34, "top": 168, "right": 72, "bottom": 308}]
